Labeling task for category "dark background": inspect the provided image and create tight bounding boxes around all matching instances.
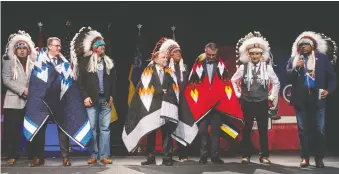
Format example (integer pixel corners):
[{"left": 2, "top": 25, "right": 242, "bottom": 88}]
[{"left": 1, "top": 1, "right": 339, "bottom": 154}]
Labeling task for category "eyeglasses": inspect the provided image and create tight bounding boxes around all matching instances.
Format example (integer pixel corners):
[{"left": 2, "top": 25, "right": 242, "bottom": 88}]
[{"left": 50, "top": 44, "right": 61, "bottom": 48}]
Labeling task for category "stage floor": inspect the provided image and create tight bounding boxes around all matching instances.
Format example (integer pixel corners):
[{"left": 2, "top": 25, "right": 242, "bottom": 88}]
[{"left": 2, "top": 154, "right": 339, "bottom": 174}]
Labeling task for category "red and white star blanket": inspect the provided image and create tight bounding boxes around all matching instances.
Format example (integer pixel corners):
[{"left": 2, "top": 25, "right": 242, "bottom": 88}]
[{"left": 184, "top": 53, "right": 244, "bottom": 139}]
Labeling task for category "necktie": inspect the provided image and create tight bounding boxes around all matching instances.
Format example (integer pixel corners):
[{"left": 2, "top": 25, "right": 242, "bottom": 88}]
[
  {"left": 159, "top": 69, "right": 164, "bottom": 85},
  {"left": 52, "top": 58, "right": 57, "bottom": 66},
  {"left": 253, "top": 64, "right": 258, "bottom": 71}
]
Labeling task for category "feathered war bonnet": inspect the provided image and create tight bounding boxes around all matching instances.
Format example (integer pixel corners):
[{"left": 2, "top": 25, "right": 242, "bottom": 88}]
[
  {"left": 236, "top": 31, "right": 270, "bottom": 64},
  {"left": 159, "top": 38, "right": 186, "bottom": 81},
  {"left": 291, "top": 31, "right": 337, "bottom": 65},
  {"left": 235, "top": 31, "right": 271, "bottom": 90},
  {"left": 70, "top": 26, "right": 113, "bottom": 79},
  {"left": 2, "top": 30, "right": 37, "bottom": 80},
  {"left": 147, "top": 37, "right": 168, "bottom": 64}
]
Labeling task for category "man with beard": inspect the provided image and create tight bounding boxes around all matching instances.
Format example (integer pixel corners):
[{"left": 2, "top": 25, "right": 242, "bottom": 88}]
[
  {"left": 184, "top": 43, "right": 244, "bottom": 164},
  {"left": 286, "top": 31, "right": 336, "bottom": 168},
  {"left": 2, "top": 30, "right": 37, "bottom": 165},
  {"left": 71, "top": 27, "right": 116, "bottom": 165}
]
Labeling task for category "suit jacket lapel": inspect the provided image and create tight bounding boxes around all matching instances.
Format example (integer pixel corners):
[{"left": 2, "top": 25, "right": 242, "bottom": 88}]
[
  {"left": 202, "top": 60, "right": 208, "bottom": 84},
  {"left": 315, "top": 56, "right": 320, "bottom": 74}
]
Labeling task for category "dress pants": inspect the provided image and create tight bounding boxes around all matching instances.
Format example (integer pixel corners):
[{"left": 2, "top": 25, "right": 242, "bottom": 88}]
[
  {"left": 146, "top": 123, "right": 173, "bottom": 159},
  {"left": 3, "top": 108, "right": 25, "bottom": 159},
  {"left": 295, "top": 88, "right": 325, "bottom": 159},
  {"left": 27, "top": 119, "right": 70, "bottom": 160},
  {"left": 240, "top": 99, "right": 269, "bottom": 157},
  {"left": 198, "top": 110, "right": 221, "bottom": 158}
]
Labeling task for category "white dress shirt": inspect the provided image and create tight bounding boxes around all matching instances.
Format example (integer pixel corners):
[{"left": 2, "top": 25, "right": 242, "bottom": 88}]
[
  {"left": 48, "top": 53, "right": 59, "bottom": 66},
  {"left": 155, "top": 64, "right": 164, "bottom": 85},
  {"left": 231, "top": 64, "right": 280, "bottom": 101}
]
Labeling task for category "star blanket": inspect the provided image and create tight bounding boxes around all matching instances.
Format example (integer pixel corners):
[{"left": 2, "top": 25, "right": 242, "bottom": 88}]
[
  {"left": 184, "top": 54, "right": 244, "bottom": 139},
  {"left": 122, "top": 63, "right": 198, "bottom": 152},
  {"left": 23, "top": 49, "right": 92, "bottom": 148}
]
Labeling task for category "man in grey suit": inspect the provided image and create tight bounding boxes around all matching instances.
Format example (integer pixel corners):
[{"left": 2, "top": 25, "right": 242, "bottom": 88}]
[{"left": 2, "top": 30, "right": 37, "bottom": 165}]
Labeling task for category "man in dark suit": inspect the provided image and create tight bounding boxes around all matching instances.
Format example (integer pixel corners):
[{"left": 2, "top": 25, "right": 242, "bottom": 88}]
[
  {"left": 27, "top": 37, "right": 72, "bottom": 167},
  {"left": 196, "top": 43, "right": 224, "bottom": 164},
  {"left": 286, "top": 31, "right": 337, "bottom": 168},
  {"left": 74, "top": 29, "right": 116, "bottom": 165}
]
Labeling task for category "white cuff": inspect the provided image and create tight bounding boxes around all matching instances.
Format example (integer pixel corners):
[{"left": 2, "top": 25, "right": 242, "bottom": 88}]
[{"left": 268, "top": 95, "right": 275, "bottom": 101}]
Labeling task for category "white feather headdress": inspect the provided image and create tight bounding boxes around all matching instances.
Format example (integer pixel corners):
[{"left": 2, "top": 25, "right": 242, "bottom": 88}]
[
  {"left": 291, "top": 31, "right": 328, "bottom": 58},
  {"left": 236, "top": 31, "right": 270, "bottom": 64},
  {"left": 70, "top": 27, "right": 113, "bottom": 79},
  {"left": 2, "top": 30, "right": 37, "bottom": 80}
]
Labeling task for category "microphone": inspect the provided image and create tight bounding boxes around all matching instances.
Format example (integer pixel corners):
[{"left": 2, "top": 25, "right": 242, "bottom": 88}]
[
  {"left": 296, "top": 55, "right": 305, "bottom": 76},
  {"left": 299, "top": 55, "right": 304, "bottom": 61},
  {"left": 297, "top": 55, "right": 304, "bottom": 71}
]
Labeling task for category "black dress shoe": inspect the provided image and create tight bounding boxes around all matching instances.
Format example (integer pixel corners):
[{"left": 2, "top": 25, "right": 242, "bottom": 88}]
[
  {"left": 299, "top": 158, "right": 310, "bottom": 168},
  {"left": 178, "top": 155, "right": 188, "bottom": 162},
  {"left": 162, "top": 158, "right": 173, "bottom": 166},
  {"left": 211, "top": 157, "right": 224, "bottom": 164},
  {"left": 315, "top": 158, "right": 325, "bottom": 168},
  {"left": 141, "top": 155, "right": 156, "bottom": 165},
  {"left": 199, "top": 156, "right": 208, "bottom": 164}
]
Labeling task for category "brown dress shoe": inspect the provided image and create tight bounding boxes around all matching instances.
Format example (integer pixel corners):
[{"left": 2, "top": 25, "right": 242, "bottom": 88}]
[
  {"left": 8, "top": 158, "right": 16, "bottom": 165},
  {"left": 259, "top": 157, "right": 271, "bottom": 165},
  {"left": 29, "top": 158, "right": 45, "bottom": 167},
  {"left": 63, "top": 158, "right": 71, "bottom": 166},
  {"left": 87, "top": 158, "right": 97, "bottom": 164},
  {"left": 300, "top": 158, "right": 310, "bottom": 168},
  {"left": 101, "top": 158, "right": 113, "bottom": 164}
]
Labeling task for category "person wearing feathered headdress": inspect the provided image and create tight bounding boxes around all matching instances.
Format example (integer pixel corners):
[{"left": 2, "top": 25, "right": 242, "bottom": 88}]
[
  {"left": 2, "top": 30, "right": 37, "bottom": 165},
  {"left": 160, "top": 38, "right": 198, "bottom": 162},
  {"left": 286, "top": 31, "right": 337, "bottom": 168},
  {"left": 70, "top": 27, "right": 116, "bottom": 165},
  {"left": 123, "top": 37, "right": 185, "bottom": 166},
  {"left": 231, "top": 31, "right": 280, "bottom": 165}
]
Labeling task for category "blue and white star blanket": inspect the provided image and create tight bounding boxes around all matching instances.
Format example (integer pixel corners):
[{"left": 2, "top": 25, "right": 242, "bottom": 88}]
[{"left": 24, "top": 49, "right": 92, "bottom": 148}]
